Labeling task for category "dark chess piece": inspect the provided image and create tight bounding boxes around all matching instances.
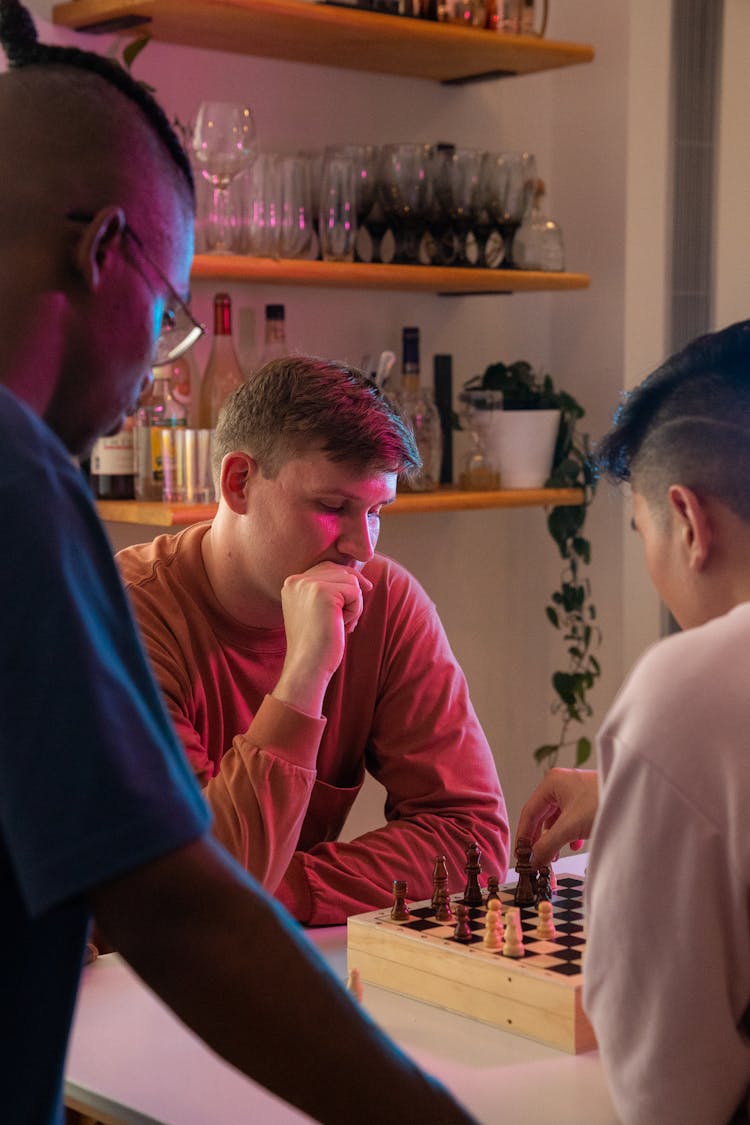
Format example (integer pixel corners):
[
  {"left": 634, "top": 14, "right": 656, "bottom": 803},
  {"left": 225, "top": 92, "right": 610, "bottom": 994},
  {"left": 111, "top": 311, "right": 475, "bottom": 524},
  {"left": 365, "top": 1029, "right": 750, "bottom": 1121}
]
[
  {"left": 453, "top": 903, "right": 473, "bottom": 943},
  {"left": 485, "top": 874, "right": 501, "bottom": 902},
  {"left": 390, "top": 879, "right": 411, "bottom": 921},
  {"left": 434, "top": 885, "right": 454, "bottom": 923},
  {"left": 513, "top": 838, "right": 538, "bottom": 907},
  {"left": 462, "top": 840, "right": 484, "bottom": 907},
  {"left": 537, "top": 865, "right": 552, "bottom": 902},
  {"left": 431, "top": 854, "right": 449, "bottom": 910}
]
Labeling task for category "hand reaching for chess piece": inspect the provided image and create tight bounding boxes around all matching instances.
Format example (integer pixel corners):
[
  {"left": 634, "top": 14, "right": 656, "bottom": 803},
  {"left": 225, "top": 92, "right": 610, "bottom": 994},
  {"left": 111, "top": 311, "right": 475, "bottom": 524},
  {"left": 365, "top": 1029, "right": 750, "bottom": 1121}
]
[{"left": 514, "top": 767, "right": 599, "bottom": 867}]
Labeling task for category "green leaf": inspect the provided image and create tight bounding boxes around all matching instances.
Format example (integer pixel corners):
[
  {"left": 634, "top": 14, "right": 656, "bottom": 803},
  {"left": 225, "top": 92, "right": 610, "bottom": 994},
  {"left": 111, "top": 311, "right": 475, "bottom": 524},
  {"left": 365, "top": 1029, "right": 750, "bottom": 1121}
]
[
  {"left": 122, "top": 34, "right": 151, "bottom": 71},
  {"left": 575, "top": 737, "right": 592, "bottom": 766},
  {"left": 533, "top": 744, "right": 560, "bottom": 767},
  {"left": 545, "top": 606, "right": 559, "bottom": 628}
]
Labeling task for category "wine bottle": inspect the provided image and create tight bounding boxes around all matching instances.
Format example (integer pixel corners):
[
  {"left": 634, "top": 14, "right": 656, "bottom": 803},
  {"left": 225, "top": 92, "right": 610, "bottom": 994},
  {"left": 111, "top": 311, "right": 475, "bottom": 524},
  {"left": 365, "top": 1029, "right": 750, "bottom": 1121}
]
[
  {"left": 395, "top": 327, "right": 443, "bottom": 492},
  {"left": 198, "top": 293, "right": 245, "bottom": 428},
  {"left": 89, "top": 416, "right": 136, "bottom": 500},
  {"left": 259, "top": 303, "right": 288, "bottom": 365}
]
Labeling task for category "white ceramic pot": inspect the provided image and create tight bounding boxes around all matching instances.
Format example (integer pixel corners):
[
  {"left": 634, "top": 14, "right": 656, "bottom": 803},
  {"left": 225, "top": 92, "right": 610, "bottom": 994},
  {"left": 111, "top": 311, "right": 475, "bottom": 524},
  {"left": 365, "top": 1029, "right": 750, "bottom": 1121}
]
[{"left": 474, "top": 408, "right": 560, "bottom": 489}]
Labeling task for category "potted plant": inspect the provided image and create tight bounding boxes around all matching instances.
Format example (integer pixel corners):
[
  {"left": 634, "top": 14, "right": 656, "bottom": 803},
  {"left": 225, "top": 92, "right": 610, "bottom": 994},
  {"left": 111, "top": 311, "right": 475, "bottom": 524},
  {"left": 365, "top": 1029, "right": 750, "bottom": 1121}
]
[{"left": 460, "top": 360, "right": 601, "bottom": 769}]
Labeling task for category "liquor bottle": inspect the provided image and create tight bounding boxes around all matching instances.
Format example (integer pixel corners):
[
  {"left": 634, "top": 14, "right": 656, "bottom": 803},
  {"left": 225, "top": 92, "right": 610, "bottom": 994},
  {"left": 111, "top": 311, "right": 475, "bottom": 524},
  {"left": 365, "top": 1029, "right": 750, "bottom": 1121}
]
[
  {"left": 134, "top": 364, "right": 187, "bottom": 501},
  {"left": 197, "top": 292, "right": 245, "bottom": 428},
  {"left": 259, "top": 303, "right": 288, "bottom": 365},
  {"left": 395, "top": 327, "right": 443, "bottom": 492},
  {"left": 89, "top": 415, "right": 136, "bottom": 500}
]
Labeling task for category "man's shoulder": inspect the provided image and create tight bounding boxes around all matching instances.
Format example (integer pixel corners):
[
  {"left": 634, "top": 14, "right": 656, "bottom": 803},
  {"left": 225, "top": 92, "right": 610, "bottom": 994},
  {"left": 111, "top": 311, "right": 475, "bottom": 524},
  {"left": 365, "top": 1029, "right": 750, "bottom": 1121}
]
[{"left": 117, "top": 523, "right": 207, "bottom": 590}]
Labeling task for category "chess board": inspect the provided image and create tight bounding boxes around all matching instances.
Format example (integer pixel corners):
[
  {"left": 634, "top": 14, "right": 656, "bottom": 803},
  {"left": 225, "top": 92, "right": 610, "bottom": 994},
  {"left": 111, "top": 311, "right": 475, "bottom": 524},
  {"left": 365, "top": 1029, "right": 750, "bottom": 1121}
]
[{"left": 346, "top": 874, "right": 595, "bottom": 1054}]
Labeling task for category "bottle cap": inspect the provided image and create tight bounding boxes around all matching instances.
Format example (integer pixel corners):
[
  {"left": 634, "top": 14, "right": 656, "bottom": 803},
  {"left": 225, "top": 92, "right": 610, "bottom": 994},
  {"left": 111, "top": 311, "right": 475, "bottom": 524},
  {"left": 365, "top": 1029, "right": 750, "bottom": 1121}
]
[{"left": 266, "top": 304, "right": 285, "bottom": 320}]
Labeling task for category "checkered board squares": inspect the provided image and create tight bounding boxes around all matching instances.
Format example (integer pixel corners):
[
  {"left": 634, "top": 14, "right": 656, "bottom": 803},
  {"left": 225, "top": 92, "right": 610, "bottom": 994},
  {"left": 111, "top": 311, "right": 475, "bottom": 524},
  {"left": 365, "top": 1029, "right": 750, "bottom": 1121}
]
[{"left": 346, "top": 874, "right": 596, "bottom": 1054}]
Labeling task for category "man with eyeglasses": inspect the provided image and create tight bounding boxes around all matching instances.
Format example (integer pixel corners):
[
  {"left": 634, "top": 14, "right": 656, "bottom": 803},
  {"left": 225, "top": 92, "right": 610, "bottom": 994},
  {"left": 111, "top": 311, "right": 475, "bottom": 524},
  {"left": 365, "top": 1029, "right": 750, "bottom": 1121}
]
[{"left": 0, "top": 4, "right": 477, "bottom": 1123}]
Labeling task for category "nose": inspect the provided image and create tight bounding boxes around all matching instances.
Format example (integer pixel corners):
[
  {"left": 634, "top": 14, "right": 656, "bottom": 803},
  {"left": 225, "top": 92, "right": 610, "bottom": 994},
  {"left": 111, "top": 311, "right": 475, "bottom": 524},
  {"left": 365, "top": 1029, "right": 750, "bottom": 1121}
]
[{"left": 337, "top": 512, "right": 378, "bottom": 563}]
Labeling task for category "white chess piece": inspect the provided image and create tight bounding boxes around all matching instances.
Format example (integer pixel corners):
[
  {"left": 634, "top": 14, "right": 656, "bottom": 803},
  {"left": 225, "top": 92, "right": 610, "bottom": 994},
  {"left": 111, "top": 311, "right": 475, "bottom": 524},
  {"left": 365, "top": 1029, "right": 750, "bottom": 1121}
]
[
  {"left": 483, "top": 899, "right": 504, "bottom": 949},
  {"left": 346, "top": 967, "right": 364, "bottom": 1002},
  {"left": 536, "top": 899, "right": 556, "bottom": 940},
  {"left": 502, "top": 906, "right": 524, "bottom": 958}
]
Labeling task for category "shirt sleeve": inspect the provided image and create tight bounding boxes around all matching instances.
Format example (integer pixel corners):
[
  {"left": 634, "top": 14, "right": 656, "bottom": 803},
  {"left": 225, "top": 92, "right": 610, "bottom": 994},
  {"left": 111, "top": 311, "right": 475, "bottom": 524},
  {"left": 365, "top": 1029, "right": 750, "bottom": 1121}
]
[
  {"left": 585, "top": 665, "right": 750, "bottom": 1124},
  {"left": 0, "top": 454, "right": 210, "bottom": 917},
  {"left": 276, "top": 576, "right": 510, "bottom": 926}
]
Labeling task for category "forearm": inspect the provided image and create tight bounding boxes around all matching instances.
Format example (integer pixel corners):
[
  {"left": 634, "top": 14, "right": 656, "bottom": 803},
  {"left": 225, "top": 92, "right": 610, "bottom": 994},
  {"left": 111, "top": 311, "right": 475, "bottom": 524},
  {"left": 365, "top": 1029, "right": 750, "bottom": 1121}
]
[
  {"left": 92, "top": 836, "right": 476, "bottom": 1125},
  {"left": 201, "top": 695, "right": 323, "bottom": 890},
  {"left": 277, "top": 812, "right": 510, "bottom": 926}
]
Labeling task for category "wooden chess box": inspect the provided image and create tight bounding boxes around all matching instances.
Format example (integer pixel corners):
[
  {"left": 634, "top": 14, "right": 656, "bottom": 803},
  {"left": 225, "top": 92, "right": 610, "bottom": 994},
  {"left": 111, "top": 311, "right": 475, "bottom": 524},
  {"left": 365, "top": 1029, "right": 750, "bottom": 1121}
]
[{"left": 346, "top": 874, "right": 596, "bottom": 1054}]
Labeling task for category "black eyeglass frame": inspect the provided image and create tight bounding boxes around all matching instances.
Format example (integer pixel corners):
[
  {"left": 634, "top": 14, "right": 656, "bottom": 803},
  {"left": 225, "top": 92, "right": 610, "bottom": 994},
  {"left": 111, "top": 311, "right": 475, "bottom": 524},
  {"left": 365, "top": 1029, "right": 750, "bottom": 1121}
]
[{"left": 66, "top": 210, "right": 204, "bottom": 364}]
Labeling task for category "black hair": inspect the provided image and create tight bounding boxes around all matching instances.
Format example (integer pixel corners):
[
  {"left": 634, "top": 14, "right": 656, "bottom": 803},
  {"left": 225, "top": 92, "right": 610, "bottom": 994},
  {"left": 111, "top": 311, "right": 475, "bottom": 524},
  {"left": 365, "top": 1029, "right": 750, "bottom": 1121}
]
[
  {"left": 0, "top": 0, "right": 194, "bottom": 199},
  {"left": 595, "top": 320, "right": 750, "bottom": 521}
]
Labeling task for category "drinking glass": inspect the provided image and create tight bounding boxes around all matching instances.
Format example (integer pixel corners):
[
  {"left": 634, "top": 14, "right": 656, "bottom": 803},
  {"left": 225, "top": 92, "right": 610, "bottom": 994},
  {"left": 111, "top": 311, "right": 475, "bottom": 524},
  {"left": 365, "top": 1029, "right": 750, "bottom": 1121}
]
[
  {"left": 433, "top": 146, "right": 485, "bottom": 266},
  {"left": 479, "top": 151, "right": 536, "bottom": 268},
  {"left": 318, "top": 148, "right": 357, "bottom": 262},
  {"left": 378, "top": 142, "right": 437, "bottom": 264},
  {"left": 192, "top": 101, "right": 258, "bottom": 252},
  {"left": 325, "top": 144, "right": 379, "bottom": 262},
  {"left": 278, "top": 155, "right": 314, "bottom": 260},
  {"left": 242, "top": 152, "right": 281, "bottom": 258}
]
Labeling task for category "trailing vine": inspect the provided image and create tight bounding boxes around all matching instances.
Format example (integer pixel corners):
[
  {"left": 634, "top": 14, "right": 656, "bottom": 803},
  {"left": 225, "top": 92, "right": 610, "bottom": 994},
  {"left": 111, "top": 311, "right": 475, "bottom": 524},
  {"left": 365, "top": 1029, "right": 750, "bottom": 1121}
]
[{"left": 462, "top": 361, "right": 601, "bottom": 769}]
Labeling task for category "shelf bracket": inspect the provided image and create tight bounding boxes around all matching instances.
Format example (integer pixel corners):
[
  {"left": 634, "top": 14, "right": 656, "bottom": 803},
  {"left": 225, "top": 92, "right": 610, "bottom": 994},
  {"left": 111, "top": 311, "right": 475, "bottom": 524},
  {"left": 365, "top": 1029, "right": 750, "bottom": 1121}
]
[
  {"left": 441, "top": 68, "right": 516, "bottom": 85},
  {"left": 72, "top": 15, "right": 153, "bottom": 33}
]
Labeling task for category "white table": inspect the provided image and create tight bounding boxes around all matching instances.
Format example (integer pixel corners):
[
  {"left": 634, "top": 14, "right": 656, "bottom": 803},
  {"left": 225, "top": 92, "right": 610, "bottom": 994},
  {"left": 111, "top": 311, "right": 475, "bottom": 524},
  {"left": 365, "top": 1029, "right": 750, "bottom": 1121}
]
[{"left": 65, "top": 854, "right": 617, "bottom": 1125}]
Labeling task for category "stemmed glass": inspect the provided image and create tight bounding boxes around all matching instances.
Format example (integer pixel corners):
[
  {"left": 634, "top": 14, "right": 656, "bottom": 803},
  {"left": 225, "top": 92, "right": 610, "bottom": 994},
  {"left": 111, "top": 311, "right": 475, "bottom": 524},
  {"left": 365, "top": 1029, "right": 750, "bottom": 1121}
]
[
  {"left": 479, "top": 151, "right": 536, "bottom": 268},
  {"left": 433, "top": 146, "right": 485, "bottom": 266},
  {"left": 192, "top": 101, "right": 258, "bottom": 252},
  {"left": 378, "top": 143, "right": 437, "bottom": 264}
]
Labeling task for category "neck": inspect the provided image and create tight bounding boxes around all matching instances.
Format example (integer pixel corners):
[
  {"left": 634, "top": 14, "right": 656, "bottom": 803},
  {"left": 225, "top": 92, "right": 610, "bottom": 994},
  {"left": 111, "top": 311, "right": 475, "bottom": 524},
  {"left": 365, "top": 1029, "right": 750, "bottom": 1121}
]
[
  {"left": 201, "top": 511, "right": 284, "bottom": 629},
  {"left": 0, "top": 291, "right": 67, "bottom": 419}
]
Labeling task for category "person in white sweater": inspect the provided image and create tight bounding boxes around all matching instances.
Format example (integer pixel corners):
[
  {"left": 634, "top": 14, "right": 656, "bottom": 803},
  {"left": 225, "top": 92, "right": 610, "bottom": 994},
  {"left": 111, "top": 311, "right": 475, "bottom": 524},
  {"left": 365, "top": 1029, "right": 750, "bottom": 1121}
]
[{"left": 516, "top": 318, "right": 750, "bottom": 1125}]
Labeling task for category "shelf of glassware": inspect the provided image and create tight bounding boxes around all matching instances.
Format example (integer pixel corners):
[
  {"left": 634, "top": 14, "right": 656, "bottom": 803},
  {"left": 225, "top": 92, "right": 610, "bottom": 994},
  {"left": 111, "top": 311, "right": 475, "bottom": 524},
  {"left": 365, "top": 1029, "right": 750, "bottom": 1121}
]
[
  {"left": 96, "top": 487, "right": 584, "bottom": 527},
  {"left": 53, "top": 0, "right": 594, "bottom": 85},
  {"left": 190, "top": 255, "right": 590, "bottom": 293}
]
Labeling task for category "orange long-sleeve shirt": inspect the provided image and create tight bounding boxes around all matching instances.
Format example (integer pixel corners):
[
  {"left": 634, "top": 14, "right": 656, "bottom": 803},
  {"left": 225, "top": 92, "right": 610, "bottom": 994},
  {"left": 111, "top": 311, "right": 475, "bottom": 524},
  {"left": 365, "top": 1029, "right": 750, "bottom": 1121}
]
[{"left": 118, "top": 523, "right": 509, "bottom": 924}]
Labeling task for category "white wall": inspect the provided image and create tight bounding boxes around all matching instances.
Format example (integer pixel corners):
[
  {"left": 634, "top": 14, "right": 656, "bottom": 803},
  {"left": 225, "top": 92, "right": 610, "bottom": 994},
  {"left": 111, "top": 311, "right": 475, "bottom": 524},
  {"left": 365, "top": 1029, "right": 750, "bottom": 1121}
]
[{"left": 26, "top": 2, "right": 684, "bottom": 834}]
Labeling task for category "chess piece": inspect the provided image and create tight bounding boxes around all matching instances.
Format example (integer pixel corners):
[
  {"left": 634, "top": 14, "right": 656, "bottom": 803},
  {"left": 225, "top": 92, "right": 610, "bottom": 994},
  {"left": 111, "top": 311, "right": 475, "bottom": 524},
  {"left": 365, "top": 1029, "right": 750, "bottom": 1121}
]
[
  {"left": 433, "top": 885, "right": 454, "bottom": 923},
  {"left": 502, "top": 906, "right": 525, "bottom": 958},
  {"left": 513, "top": 837, "right": 538, "bottom": 907},
  {"left": 431, "top": 854, "right": 449, "bottom": 910},
  {"left": 485, "top": 874, "right": 501, "bottom": 902},
  {"left": 536, "top": 899, "right": 556, "bottom": 940},
  {"left": 537, "top": 865, "right": 552, "bottom": 902},
  {"left": 390, "top": 879, "right": 411, "bottom": 921},
  {"left": 346, "top": 967, "right": 364, "bottom": 1002},
  {"left": 453, "top": 903, "right": 473, "bottom": 943},
  {"left": 462, "top": 840, "right": 484, "bottom": 907},
  {"left": 482, "top": 899, "right": 504, "bottom": 949}
]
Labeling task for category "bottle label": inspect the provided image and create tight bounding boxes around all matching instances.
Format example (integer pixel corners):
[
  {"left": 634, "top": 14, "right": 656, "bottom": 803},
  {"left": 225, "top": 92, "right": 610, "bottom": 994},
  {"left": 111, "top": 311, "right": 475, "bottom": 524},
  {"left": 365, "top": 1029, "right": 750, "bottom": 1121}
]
[{"left": 91, "top": 431, "right": 134, "bottom": 476}]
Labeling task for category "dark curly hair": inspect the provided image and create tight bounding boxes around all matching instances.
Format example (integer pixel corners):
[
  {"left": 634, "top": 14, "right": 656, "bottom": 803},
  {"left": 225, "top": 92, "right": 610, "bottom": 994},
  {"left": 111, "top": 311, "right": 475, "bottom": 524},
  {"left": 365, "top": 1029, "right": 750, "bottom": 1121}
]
[{"left": 0, "top": 0, "right": 194, "bottom": 199}]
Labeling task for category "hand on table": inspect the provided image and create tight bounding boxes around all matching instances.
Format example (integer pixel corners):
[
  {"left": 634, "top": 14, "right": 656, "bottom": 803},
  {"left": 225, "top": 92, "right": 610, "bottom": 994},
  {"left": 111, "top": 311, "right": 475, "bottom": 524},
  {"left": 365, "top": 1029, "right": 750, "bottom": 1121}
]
[
  {"left": 514, "top": 767, "right": 599, "bottom": 867},
  {"left": 273, "top": 561, "right": 373, "bottom": 717}
]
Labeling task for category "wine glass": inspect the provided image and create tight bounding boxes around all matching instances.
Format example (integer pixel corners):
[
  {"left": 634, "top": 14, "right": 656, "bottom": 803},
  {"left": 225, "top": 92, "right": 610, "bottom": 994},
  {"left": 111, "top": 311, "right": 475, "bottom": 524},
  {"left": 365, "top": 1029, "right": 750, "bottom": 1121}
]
[
  {"left": 479, "top": 151, "right": 536, "bottom": 268},
  {"left": 378, "top": 142, "right": 437, "bottom": 264},
  {"left": 192, "top": 101, "right": 258, "bottom": 252},
  {"left": 433, "top": 146, "right": 485, "bottom": 266}
]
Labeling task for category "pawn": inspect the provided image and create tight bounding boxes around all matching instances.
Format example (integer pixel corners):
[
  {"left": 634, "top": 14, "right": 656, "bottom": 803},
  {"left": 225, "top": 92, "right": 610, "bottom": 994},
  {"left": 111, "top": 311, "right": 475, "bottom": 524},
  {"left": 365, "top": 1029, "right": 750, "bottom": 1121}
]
[
  {"left": 483, "top": 899, "right": 504, "bottom": 950},
  {"left": 346, "top": 967, "right": 364, "bottom": 1002},
  {"left": 485, "top": 875, "right": 501, "bottom": 903},
  {"left": 502, "top": 906, "right": 525, "bottom": 959},
  {"left": 536, "top": 899, "right": 556, "bottom": 940},
  {"left": 390, "top": 879, "right": 411, "bottom": 921},
  {"left": 453, "top": 903, "right": 473, "bottom": 944},
  {"left": 537, "top": 865, "right": 552, "bottom": 902},
  {"left": 434, "top": 885, "right": 454, "bottom": 923}
]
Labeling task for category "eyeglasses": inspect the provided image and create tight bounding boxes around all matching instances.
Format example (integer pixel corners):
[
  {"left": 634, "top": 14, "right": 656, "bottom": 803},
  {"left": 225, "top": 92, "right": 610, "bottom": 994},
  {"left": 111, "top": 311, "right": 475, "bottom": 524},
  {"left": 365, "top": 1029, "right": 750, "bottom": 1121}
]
[{"left": 66, "top": 211, "right": 205, "bottom": 364}]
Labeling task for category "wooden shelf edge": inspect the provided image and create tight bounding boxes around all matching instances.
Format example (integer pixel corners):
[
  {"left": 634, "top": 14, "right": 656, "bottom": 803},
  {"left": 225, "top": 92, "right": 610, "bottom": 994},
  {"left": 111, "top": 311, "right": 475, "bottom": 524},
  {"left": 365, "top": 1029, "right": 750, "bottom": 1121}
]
[
  {"left": 52, "top": 0, "right": 594, "bottom": 83},
  {"left": 190, "top": 255, "right": 591, "bottom": 293},
  {"left": 97, "top": 487, "right": 583, "bottom": 526}
]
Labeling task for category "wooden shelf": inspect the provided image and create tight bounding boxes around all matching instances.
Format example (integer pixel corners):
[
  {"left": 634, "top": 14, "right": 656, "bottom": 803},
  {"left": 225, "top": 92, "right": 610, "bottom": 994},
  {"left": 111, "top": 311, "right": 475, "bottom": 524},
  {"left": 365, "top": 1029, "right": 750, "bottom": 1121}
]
[
  {"left": 53, "top": 0, "right": 594, "bottom": 85},
  {"left": 97, "top": 487, "right": 583, "bottom": 527},
  {"left": 190, "top": 255, "right": 590, "bottom": 293}
]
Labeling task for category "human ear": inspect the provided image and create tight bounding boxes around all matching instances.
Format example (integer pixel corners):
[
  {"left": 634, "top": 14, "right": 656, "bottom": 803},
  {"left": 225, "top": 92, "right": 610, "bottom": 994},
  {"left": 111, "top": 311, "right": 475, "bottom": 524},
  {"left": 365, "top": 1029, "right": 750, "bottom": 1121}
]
[
  {"left": 220, "top": 452, "right": 258, "bottom": 512},
  {"left": 73, "top": 207, "right": 127, "bottom": 292},
  {"left": 667, "top": 485, "right": 713, "bottom": 570}
]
